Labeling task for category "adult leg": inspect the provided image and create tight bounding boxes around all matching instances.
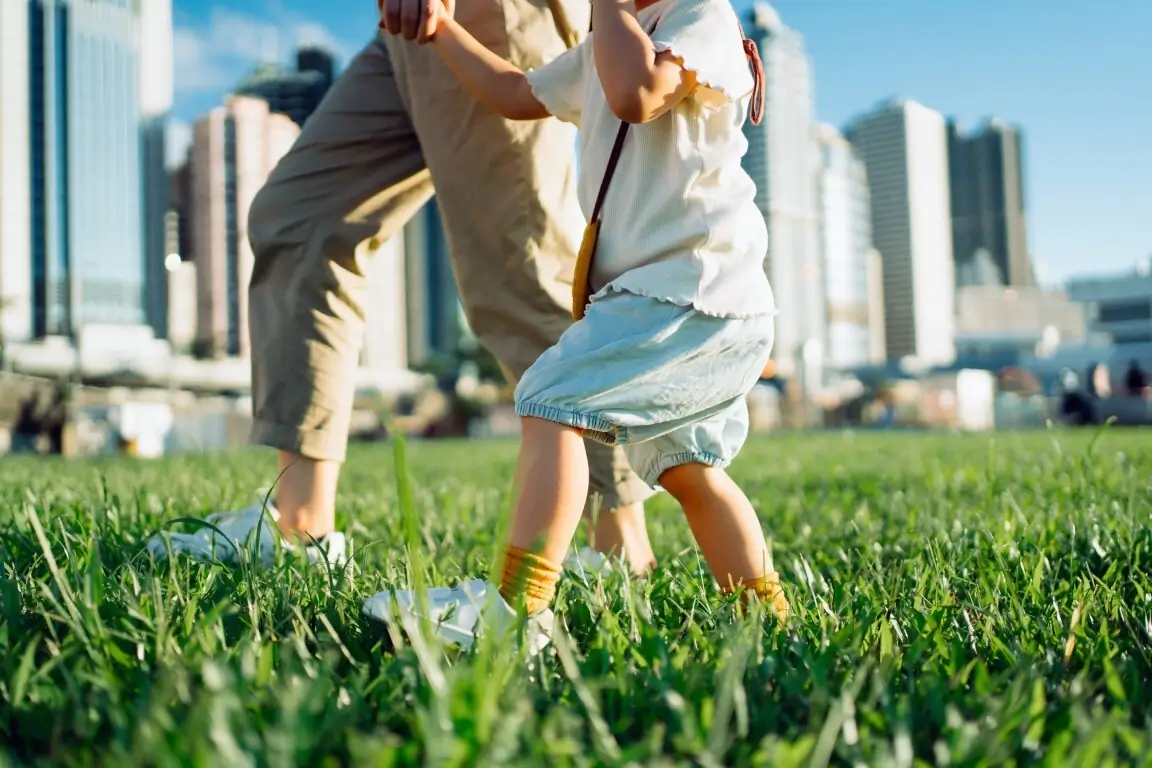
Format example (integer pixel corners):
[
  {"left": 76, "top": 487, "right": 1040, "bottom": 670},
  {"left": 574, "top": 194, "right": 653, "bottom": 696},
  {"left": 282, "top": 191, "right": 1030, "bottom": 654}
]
[
  {"left": 154, "top": 7, "right": 654, "bottom": 568},
  {"left": 386, "top": 0, "right": 655, "bottom": 571},
  {"left": 246, "top": 39, "right": 433, "bottom": 540},
  {"left": 144, "top": 39, "right": 430, "bottom": 565}
]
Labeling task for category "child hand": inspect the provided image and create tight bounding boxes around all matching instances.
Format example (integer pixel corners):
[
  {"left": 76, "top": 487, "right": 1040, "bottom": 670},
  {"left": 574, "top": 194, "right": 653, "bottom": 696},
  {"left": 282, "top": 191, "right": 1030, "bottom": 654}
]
[
  {"left": 424, "top": 0, "right": 452, "bottom": 39},
  {"left": 378, "top": 0, "right": 454, "bottom": 43}
]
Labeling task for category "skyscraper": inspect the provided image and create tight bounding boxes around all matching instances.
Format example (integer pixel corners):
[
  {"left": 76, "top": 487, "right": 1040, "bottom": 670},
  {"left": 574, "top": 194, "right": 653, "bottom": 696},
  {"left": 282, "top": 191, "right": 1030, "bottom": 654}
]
[
  {"left": 814, "top": 124, "right": 885, "bottom": 369},
  {"left": 742, "top": 3, "right": 823, "bottom": 378},
  {"left": 845, "top": 99, "right": 955, "bottom": 366},
  {"left": 235, "top": 47, "right": 338, "bottom": 128},
  {"left": 28, "top": 0, "right": 147, "bottom": 337},
  {"left": 140, "top": 0, "right": 175, "bottom": 341},
  {"left": 0, "top": 0, "right": 33, "bottom": 348},
  {"left": 948, "top": 119, "right": 1032, "bottom": 288},
  {"left": 190, "top": 96, "right": 299, "bottom": 357}
]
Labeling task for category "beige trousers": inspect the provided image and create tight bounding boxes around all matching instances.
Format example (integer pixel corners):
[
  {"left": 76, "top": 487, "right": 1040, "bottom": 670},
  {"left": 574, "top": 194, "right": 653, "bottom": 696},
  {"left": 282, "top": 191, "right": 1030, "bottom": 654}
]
[{"left": 245, "top": 0, "right": 652, "bottom": 510}]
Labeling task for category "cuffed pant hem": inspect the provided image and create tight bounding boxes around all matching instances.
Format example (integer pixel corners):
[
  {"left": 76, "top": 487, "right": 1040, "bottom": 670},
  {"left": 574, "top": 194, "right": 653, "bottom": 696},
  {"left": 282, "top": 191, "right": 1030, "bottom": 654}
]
[
  {"left": 584, "top": 477, "right": 657, "bottom": 514},
  {"left": 250, "top": 419, "right": 348, "bottom": 463}
]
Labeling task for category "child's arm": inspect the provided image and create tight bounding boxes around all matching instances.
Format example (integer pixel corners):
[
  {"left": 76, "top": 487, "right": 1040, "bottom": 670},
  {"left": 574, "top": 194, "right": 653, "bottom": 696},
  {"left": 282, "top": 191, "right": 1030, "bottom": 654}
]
[
  {"left": 430, "top": 18, "right": 550, "bottom": 121},
  {"left": 592, "top": 0, "right": 697, "bottom": 124}
]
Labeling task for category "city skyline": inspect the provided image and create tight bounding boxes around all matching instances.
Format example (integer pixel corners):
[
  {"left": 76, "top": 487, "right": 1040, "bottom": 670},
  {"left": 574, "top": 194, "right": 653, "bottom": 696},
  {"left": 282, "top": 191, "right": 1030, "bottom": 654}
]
[
  {"left": 2, "top": 0, "right": 1147, "bottom": 380},
  {"left": 741, "top": 5, "right": 823, "bottom": 379},
  {"left": 170, "top": 0, "right": 1151, "bottom": 285}
]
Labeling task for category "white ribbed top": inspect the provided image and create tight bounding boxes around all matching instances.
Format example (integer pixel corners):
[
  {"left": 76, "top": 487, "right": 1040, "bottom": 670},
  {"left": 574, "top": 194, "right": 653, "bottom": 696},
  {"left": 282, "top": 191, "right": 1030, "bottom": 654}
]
[{"left": 525, "top": 0, "right": 776, "bottom": 318}]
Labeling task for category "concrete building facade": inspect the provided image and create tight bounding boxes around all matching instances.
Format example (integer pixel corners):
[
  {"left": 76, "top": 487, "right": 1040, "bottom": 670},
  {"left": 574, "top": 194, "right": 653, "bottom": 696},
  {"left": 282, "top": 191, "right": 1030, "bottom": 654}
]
[
  {"left": 845, "top": 99, "right": 956, "bottom": 366},
  {"left": 235, "top": 47, "right": 338, "bottom": 128},
  {"left": 1067, "top": 261, "right": 1152, "bottom": 347},
  {"left": 741, "top": 2, "right": 823, "bottom": 378},
  {"left": 189, "top": 96, "right": 298, "bottom": 357},
  {"left": 949, "top": 119, "right": 1032, "bottom": 288},
  {"left": 814, "top": 123, "right": 885, "bottom": 369},
  {"left": 140, "top": 0, "right": 175, "bottom": 341},
  {"left": 28, "top": 0, "right": 149, "bottom": 336},
  {"left": 0, "top": 0, "right": 33, "bottom": 348}
]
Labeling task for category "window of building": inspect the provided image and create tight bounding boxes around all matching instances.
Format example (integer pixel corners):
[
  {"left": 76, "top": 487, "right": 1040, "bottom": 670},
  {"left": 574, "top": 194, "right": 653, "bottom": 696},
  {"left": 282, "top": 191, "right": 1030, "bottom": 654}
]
[{"left": 1099, "top": 301, "right": 1152, "bottom": 324}]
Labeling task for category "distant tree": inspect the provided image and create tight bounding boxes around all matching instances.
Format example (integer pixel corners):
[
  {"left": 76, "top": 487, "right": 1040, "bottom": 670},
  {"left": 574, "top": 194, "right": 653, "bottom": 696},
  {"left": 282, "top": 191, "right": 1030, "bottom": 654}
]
[{"left": 456, "top": 339, "right": 503, "bottom": 383}]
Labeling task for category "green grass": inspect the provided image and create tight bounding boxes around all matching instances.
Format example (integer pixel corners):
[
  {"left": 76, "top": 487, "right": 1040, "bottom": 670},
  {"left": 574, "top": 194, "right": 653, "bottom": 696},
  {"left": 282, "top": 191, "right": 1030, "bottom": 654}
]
[{"left": 3, "top": 428, "right": 1152, "bottom": 766}]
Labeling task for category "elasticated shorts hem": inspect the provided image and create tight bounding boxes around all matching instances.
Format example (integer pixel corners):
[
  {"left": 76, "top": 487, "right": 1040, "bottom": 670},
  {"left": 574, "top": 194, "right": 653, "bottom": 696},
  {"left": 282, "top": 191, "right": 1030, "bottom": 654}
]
[
  {"left": 515, "top": 401, "right": 631, "bottom": 446},
  {"left": 640, "top": 450, "right": 728, "bottom": 488}
]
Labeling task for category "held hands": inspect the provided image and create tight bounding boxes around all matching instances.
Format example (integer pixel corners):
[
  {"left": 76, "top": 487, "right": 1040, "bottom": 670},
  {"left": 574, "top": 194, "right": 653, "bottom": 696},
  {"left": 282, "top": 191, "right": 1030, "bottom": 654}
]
[{"left": 378, "top": 0, "right": 454, "bottom": 43}]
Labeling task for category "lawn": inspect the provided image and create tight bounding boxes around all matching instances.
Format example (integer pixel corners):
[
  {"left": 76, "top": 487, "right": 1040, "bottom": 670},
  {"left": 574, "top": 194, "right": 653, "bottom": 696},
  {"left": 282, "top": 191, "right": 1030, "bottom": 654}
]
[{"left": 2, "top": 429, "right": 1152, "bottom": 766}]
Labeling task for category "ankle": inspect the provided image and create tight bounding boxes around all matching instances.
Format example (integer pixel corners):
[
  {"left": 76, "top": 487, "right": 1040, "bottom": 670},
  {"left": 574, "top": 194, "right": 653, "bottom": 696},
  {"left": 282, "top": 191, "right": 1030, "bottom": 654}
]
[
  {"left": 274, "top": 503, "right": 335, "bottom": 540},
  {"left": 722, "top": 572, "right": 789, "bottom": 620},
  {"left": 593, "top": 502, "right": 657, "bottom": 575},
  {"left": 499, "top": 546, "right": 562, "bottom": 615},
  {"left": 274, "top": 452, "right": 340, "bottom": 538}
]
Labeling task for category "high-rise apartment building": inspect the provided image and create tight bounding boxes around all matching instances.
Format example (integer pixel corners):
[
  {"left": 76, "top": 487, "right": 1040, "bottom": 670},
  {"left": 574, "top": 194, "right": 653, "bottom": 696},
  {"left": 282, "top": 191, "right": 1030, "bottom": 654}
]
[
  {"left": 741, "top": 3, "right": 823, "bottom": 378},
  {"left": 140, "top": 0, "right": 175, "bottom": 342},
  {"left": 814, "top": 124, "right": 885, "bottom": 369},
  {"left": 235, "top": 47, "right": 338, "bottom": 128},
  {"left": 190, "top": 96, "right": 299, "bottom": 357},
  {"left": 948, "top": 119, "right": 1032, "bottom": 288},
  {"left": 28, "top": 0, "right": 148, "bottom": 336},
  {"left": 0, "top": 0, "right": 33, "bottom": 349},
  {"left": 845, "top": 99, "right": 956, "bottom": 366}
]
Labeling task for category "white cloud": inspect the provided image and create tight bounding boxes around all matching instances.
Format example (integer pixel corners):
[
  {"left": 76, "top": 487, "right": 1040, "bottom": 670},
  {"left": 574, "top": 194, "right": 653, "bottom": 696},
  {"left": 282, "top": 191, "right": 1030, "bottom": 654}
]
[
  {"left": 173, "top": 6, "right": 353, "bottom": 96},
  {"left": 292, "top": 21, "right": 351, "bottom": 55}
]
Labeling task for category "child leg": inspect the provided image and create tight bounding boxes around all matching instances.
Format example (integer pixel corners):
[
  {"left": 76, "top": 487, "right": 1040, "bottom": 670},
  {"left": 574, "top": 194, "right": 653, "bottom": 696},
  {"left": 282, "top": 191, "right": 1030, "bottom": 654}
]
[
  {"left": 507, "top": 417, "right": 590, "bottom": 563},
  {"left": 625, "top": 397, "right": 789, "bottom": 619},
  {"left": 659, "top": 463, "right": 771, "bottom": 586},
  {"left": 498, "top": 416, "right": 590, "bottom": 615},
  {"left": 659, "top": 463, "right": 787, "bottom": 617}
]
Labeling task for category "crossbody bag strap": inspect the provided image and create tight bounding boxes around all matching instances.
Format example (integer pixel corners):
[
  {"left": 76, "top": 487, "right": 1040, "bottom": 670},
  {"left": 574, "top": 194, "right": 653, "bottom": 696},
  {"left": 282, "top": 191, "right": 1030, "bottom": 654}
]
[
  {"left": 736, "top": 20, "right": 766, "bottom": 126},
  {"left": 588, "top": 15, "right": 661, "bottom": 223},
  {"left": 545, "top": 0, "right": 581, "bottom": 49},
  {"left": 589, "top": 122, "right": 630, "bottom": 224}
]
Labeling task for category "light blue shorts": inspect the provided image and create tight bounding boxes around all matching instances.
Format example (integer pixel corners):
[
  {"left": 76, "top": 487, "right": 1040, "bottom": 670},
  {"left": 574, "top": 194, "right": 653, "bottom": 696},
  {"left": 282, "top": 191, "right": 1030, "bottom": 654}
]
[{"left": 514, "top": 290, "right": 774, "bottom": 488}]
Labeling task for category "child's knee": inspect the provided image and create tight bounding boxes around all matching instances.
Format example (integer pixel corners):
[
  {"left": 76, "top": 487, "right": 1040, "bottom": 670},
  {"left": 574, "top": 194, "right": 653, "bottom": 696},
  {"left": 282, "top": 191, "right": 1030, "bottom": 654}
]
[{"left": 658, "top": 461, "right": 724, "bottom": 502}]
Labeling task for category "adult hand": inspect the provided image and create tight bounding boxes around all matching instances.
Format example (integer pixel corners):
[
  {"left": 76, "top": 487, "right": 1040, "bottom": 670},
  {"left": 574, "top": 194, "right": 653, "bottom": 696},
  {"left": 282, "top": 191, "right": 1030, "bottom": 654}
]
[{"left": 379, "top": 0, "right": 455, "bottom": 43}]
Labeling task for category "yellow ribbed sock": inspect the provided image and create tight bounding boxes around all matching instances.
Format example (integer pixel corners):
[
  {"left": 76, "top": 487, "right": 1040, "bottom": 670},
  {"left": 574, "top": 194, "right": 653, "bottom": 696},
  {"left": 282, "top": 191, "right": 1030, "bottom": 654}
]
[
  {"left": 500, "top": 546, "right": 562, "bottom": 616},
  {"left": 723, "top": 572, "right": 790, "bottom": 621}
]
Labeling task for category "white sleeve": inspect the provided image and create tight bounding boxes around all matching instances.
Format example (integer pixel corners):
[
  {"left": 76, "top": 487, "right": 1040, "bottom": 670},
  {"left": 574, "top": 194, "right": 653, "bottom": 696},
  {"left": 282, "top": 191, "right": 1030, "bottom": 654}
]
[
  {"left": 524, "top": 40, "right": 591, "bottom": 125},
  {"left": 649, "top": 0, "right": 755, "bottom": 111}
]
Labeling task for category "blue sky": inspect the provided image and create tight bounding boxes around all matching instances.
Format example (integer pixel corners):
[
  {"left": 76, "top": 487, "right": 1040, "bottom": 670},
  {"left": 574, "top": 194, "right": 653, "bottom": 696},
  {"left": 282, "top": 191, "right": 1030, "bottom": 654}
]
[{"left": 171, "top": 0, "right": 1151, "bottom": 283}]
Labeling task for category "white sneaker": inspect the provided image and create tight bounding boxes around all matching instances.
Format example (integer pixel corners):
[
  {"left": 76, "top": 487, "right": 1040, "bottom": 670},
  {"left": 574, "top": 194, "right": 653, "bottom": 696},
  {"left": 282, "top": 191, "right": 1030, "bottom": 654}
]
[
  {"left": 362, "top": 579, "right": 554, "bottom": 655},
  {"left": 564, "top": 547, "right": 617, "bottom": 577},
  {"left": 145, "top": 502, "right": 348, "bottom": 569}
]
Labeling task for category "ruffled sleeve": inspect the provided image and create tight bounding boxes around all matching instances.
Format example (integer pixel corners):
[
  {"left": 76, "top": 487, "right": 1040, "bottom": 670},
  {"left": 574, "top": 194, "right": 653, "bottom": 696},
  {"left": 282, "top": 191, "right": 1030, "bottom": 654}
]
[
  {"left": 524, "top": 41, "right": 593, "bottom": 126},
  {"left": 649, "top": 0, "right": 755, "bottom": 111}
]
